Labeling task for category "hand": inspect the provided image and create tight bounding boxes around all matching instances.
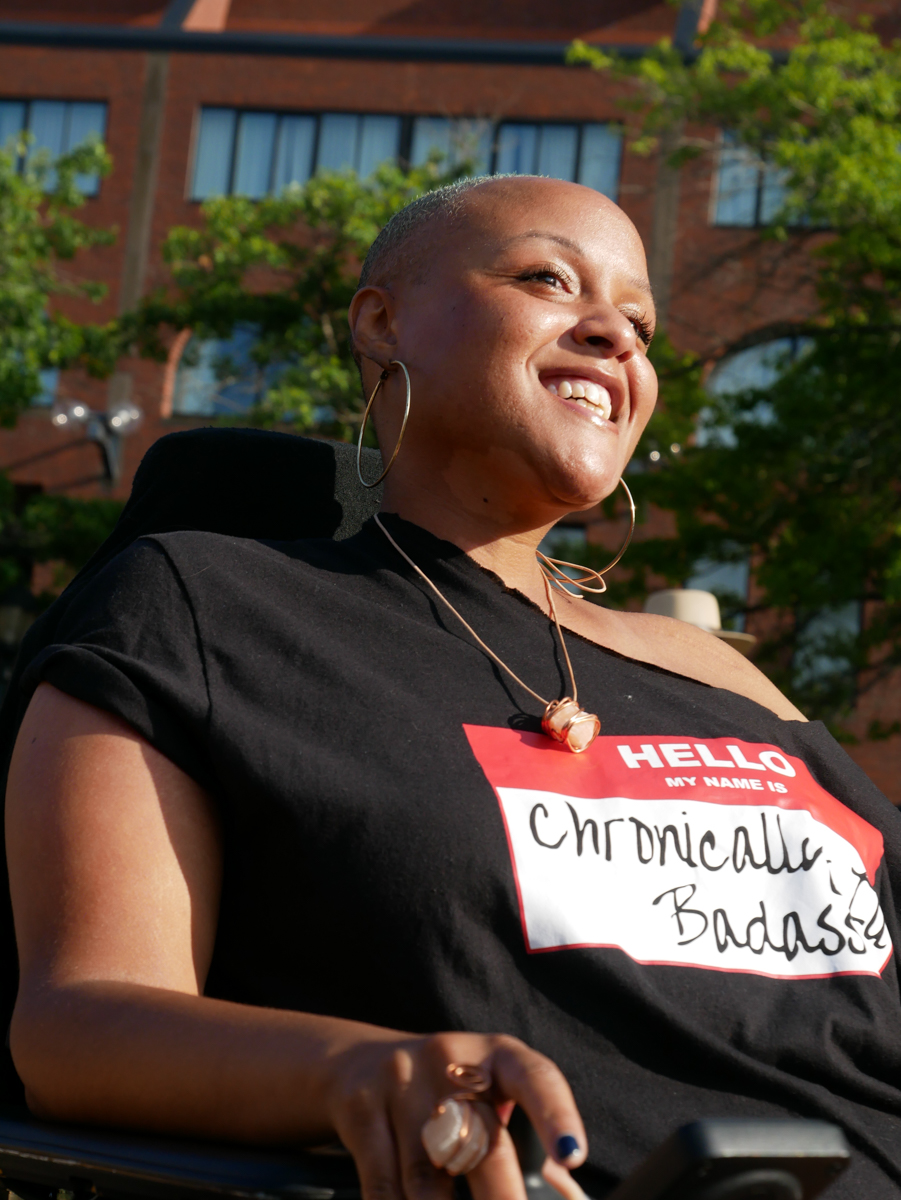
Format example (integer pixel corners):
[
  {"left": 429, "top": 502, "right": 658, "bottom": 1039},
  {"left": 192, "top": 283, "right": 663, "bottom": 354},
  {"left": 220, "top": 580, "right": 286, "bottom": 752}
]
[{"left": 323, "top": 1030, "right": 587, "bottom": 1200}]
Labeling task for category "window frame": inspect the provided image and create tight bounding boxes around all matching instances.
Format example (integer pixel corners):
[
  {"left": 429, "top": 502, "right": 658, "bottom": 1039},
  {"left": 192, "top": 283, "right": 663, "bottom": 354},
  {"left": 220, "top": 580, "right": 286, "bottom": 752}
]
[
  {"left": 188, "top": 106, "right": 624, "bottom": 202},
  {"left": 189, "top": 106, "right": 412, "bottom": 200},
  {"left": 710, "top": 130, "right": 789, "bottom": 230},
  {"left": 169, "top": 323, "right": 289, "bottom": 419},
  {"left": 492, "top": 119, "right": 622, "bottom": 197},
  {"left": 791, "top": 600, "right": 864, "bottom": 698},
  {"left": 0, "top": 96, "right": 108, "bottom": 197}
]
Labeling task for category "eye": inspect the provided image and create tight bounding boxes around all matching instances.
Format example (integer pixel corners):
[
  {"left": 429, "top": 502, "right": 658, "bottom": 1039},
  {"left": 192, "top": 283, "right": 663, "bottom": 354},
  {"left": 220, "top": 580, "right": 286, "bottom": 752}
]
[
  {"left": 517, "top": 264, "right": 571, "bottom": 290},
  {"left": 626, "top": 312, "right": 654, "bottom": 346}
]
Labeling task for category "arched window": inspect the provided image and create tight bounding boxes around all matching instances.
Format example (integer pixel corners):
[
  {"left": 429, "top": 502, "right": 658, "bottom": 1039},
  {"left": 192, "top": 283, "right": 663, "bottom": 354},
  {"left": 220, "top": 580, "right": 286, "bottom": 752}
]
[
  {"left": 688, "top": 338, "right": 815, "bottom": 629},
  {"left": 699, "top": 336, "right": 814, "bottom": 449},
  {"left": 706, "top": 336, "right": 813, "bottom": 397},
  {"left": 171, "top": 325, "right": 284, "bottom": 417},
  {"left": 793, "top": 604, "right": 862, "bottom": 689}
]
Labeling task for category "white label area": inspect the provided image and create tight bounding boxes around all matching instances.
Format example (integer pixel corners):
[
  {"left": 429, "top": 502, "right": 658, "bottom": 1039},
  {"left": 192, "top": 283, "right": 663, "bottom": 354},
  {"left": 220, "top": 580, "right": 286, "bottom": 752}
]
[{"left": 498, "top": 788, "right": 890, "bottom": 978}]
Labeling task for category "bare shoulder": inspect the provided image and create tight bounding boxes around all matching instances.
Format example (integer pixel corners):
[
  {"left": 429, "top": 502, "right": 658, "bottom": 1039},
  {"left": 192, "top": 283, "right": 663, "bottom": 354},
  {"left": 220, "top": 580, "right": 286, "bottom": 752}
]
[{"left": 567, "top": 605, "right": 806, "bottom": 723}]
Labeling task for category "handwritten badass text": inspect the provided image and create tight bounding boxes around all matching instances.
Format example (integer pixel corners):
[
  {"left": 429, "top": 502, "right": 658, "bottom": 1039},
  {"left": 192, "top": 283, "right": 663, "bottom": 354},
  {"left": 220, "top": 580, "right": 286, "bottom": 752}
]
[{"left": 498, "top": 788, "right": 889, "bottom": 978}]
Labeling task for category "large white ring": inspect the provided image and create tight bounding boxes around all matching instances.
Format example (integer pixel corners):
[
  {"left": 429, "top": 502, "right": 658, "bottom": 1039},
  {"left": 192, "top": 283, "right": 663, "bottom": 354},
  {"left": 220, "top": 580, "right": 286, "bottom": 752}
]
[{"left": 421, "top": 1097, "right": 490, "bottom": 1176}]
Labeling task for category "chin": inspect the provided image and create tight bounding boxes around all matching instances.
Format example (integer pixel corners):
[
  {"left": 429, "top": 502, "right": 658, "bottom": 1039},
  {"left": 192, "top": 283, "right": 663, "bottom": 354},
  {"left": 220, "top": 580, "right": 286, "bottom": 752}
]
[{"left": 542, "top": 446, "right": 623, "bottom": 510}]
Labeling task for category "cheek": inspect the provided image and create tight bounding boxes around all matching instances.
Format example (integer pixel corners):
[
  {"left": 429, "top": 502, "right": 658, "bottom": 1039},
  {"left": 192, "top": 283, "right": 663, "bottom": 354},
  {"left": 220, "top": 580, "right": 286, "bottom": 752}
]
[
  {"left": 628, "top": 357, "right": 659, "bottom": 428},
  {"left": 457, "top": 306, "right": 563, "bottom": 409},
  {"left": 407, "top": 289, "right": 557, "bottom": 372},
  {"left": 401, "top": 295, "right": 502, "bottom": 383}
]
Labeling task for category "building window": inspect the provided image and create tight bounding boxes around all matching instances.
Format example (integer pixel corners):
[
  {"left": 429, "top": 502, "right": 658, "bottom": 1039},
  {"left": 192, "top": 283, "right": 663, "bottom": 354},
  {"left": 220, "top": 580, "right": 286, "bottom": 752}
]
[
  {"left": 171, "top": 325, "right": 338, "bottom": 423},
  {"left": 792, "top": 602, "right": 862, "bottom": 693},
  {"left": 712, "top": 131, "right": 788, "bottom": 227},
  {"left": 31, "top": 368, "right": 59, "bottom": 408},
  {"left": 411, "top": 117, "right": 621, "bottom": 197},
  {"left": 171, "top": 325, "right": 290, "bottom": 417},
  {"left": 498, "top": 122, "right": 621, "bottom": 196},
  {"left": 706, "top": 337, "right": 813, "bottom": 398},
  {"left": 699, "top": 336, "right": 813, "bottom": 448},
  {"left": 685, "top": 556, "right": 750, "bottom": 632},
  {"left": 191, "top": 109, "right": 404, "bottom": 200},
  {"left": 191, "top": 108, "right": 623, "bottom": 202},
  {"left": 0, "top": 99, "right": 107, "bottom": 195},
  {"left": 409, "top": 117, "right": 493, "bottom": 175}
]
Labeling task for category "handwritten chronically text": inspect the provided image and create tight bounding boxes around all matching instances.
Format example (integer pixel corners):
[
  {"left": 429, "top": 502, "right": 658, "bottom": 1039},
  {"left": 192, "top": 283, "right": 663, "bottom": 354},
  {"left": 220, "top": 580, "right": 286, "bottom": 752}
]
[{"left": 500, "top": 788, "right": 889, "bottom": 977}]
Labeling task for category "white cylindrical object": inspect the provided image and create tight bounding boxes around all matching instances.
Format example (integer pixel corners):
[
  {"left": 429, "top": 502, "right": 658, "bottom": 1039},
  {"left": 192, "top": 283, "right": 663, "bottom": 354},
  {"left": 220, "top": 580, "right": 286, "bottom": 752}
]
[{"left": 643, "top": 588, "right": 723, "bottom": 631}]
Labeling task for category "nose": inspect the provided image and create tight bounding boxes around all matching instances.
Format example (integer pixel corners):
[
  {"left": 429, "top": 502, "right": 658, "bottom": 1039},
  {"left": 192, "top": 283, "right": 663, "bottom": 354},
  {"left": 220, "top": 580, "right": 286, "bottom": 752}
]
[{"left": 572, "top": 305, "right": 641, "bottom": 362}]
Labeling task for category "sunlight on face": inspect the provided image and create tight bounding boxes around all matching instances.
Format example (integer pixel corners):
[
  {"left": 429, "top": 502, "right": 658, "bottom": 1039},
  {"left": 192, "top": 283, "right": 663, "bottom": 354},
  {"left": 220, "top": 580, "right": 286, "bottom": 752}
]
[{"left": 357, "top": 177, "right": 659, "bottom": 519}]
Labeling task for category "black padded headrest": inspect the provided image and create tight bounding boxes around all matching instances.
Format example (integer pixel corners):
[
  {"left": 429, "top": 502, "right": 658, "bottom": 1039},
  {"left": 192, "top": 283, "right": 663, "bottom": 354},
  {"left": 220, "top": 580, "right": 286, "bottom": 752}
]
[
  {"left": 0, "top": 426, "right": 383, "bottom": 1103},
  {"left": 5, "top": 426, "right": 383, "bottom": 716}
]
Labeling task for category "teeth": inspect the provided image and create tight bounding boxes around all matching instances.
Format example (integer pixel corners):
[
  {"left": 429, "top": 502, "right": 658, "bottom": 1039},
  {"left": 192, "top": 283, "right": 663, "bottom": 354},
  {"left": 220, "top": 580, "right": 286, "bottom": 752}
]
[
  {"left": 595, "top": 388, "right": 613, "bottom": 420},
  {"left": 582, "top": 405, "right": 607, "bottom": 428},
  {"left": 545, "top": 376, "right": 613, "bottom": 422},
  {"left": 546, "top": 377, "right": 613, "bottom": 421}
]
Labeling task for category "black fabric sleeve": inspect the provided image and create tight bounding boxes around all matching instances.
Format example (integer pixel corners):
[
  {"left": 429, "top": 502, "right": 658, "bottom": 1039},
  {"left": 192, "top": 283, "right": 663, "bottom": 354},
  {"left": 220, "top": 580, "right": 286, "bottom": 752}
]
[{"left": 19, "top": 537, "right": 217, "bottom": 794}]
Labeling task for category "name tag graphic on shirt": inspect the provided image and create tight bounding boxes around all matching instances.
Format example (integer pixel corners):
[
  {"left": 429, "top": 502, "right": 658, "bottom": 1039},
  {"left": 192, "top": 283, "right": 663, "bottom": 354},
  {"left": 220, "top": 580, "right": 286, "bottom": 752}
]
[{"left": 464, "top": 726, "right": 891, "bottom": 980}]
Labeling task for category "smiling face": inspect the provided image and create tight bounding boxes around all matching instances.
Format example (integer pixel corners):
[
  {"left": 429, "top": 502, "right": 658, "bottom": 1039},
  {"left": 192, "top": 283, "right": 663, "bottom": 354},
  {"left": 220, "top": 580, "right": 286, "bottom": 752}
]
[{"left": 350, "top": 176, "right": 658, "bottom": 533}]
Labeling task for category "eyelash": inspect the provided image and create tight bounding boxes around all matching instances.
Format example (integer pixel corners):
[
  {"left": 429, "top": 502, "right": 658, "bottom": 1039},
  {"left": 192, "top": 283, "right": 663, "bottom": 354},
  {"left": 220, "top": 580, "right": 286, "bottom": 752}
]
[
  {"left": 517, "top": 267, "right": 654, "bottom": 346},
  {"left": 629, "top": 314, "right": 654, "bottom": 347},
  {"left": 518, "top": 265, "right": 571, "bottom": 289}
]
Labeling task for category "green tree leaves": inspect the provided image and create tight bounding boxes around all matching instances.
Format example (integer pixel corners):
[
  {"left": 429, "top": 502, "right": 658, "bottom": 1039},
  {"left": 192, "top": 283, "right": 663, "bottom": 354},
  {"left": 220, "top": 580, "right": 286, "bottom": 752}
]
[
  {"left": 0, "top": 131, "right": 122, "bottom": 624},
  {"left": 571, "top": 0, "right": 901, "bottom": 727},
  {"left": 0, "top": 133, "right": 116, "bottom": 427},
  {"left": 0, "top": 486, "right": 121, "bottom": 598},
  {"left": 130, "top": 158, "right": 462, "bottom": 439}
]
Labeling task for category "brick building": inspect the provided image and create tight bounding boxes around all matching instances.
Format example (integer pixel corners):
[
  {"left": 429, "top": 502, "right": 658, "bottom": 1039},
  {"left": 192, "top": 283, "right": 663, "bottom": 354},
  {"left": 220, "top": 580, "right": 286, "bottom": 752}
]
[{"left": 0, "top": 0, "right": 897, "bottom": 797}]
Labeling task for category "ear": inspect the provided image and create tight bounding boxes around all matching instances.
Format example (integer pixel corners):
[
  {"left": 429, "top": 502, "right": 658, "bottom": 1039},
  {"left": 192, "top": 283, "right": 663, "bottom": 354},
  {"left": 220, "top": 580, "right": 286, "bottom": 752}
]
[{"left": 348, "top": 286, "right": 398, "bottom": 377}]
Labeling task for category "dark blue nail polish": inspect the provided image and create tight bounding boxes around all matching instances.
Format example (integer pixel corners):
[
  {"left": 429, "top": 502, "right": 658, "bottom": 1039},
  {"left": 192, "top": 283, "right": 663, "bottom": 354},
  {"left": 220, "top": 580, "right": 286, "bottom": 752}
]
[{"left": 555, "top": 1134, "right": 580, "bottom": 1162}]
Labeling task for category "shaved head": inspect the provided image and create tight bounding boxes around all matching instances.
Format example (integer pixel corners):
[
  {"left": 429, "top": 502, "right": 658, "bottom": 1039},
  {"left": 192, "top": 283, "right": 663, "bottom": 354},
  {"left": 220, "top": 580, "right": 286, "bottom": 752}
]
[
  {"left": 359, "top": 174, "right": 639, "bottom": 289},
  {"left": 354, "top": 175, "right": 647, "bottom": 374},
  {"left": 359, "top": 175, "right": 498, "bottom": 290}
]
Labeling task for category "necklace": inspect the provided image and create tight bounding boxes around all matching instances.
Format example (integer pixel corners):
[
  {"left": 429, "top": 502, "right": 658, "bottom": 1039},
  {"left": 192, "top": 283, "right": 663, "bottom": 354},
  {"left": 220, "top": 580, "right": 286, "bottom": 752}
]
[{"left": 374, "top": 515, "right": 600, "bottom": 754}]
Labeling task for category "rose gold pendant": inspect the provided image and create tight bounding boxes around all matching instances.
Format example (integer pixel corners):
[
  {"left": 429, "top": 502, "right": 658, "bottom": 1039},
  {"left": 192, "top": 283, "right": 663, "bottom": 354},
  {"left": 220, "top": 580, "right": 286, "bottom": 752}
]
[{"left": 542, "top": 697, "right": 601, "bottom": 753}]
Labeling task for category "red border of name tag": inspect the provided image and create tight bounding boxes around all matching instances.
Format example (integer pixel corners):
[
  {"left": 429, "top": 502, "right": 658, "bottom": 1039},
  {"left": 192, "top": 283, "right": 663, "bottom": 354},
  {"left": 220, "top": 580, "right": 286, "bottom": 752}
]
[{"left": 463, "top": 726, "right": 884, "bottom": 886}]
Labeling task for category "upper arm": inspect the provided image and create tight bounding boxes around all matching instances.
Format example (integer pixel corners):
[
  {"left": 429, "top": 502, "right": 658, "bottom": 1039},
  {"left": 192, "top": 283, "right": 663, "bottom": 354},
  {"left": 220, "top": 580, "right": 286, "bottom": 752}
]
[{"left": 6, "top": 683, "right": 223, "bottom": 999}]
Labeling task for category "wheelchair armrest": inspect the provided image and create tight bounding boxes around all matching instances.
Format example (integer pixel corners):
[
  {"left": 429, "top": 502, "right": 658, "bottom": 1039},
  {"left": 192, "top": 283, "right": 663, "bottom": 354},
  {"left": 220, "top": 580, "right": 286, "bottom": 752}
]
[
  {"left": 605, "top": 1118, "right": 850, "bottom": 1200},
  {"left": 0, "top": 1107, "right": 361, "bottom": 1200}
]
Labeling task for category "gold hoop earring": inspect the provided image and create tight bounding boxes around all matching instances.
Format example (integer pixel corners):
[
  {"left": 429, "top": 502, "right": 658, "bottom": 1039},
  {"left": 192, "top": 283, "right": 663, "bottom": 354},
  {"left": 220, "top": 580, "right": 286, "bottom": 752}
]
[
  {"left": 356, "top": 360, "right": 412, "bottom": 489},
  {"left": 538, "top": 478, "right": 636, "bottom": 599}
]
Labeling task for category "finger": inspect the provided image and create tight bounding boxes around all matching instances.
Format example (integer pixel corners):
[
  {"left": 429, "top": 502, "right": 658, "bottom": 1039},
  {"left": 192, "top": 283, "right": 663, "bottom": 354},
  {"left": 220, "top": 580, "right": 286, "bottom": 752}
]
[
  {"left": 489, "top": 1039, "right": 588, "bottom": 1169},
  {"left": 336, "top": 1104, "right": 404, "bottom": 1200},
  {"left": 466, "top": 1121, "right": 529, "bottom": 1200},
  {"left": 542, "top": 1158, "right": 587, "bottom": 1200},
  {"left": 393, "top": 1103, "right": 455, "bottom": 1200}
]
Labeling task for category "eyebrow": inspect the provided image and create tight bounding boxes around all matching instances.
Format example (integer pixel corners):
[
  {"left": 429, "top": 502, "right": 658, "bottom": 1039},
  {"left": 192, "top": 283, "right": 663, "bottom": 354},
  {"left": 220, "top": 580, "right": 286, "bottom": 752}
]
[
  {"left": 502, "top": 231, "right": 654, "bottom": 299},
  {"left": 503, "top": 230, "right": 583, "bottom": 255}
]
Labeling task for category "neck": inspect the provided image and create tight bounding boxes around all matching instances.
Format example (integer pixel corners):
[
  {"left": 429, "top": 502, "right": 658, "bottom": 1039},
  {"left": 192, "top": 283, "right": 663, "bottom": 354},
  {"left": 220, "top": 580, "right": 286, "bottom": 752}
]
[{"left": 379, "top": 472, "right": 566, "bottom": 600}]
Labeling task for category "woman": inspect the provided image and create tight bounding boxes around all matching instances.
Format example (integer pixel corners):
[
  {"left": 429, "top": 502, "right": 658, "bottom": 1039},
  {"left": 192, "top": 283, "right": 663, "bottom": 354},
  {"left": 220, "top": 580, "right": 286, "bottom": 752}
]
[{"left": 6, "top": 175, "right": 901, "bottom": 1199}]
